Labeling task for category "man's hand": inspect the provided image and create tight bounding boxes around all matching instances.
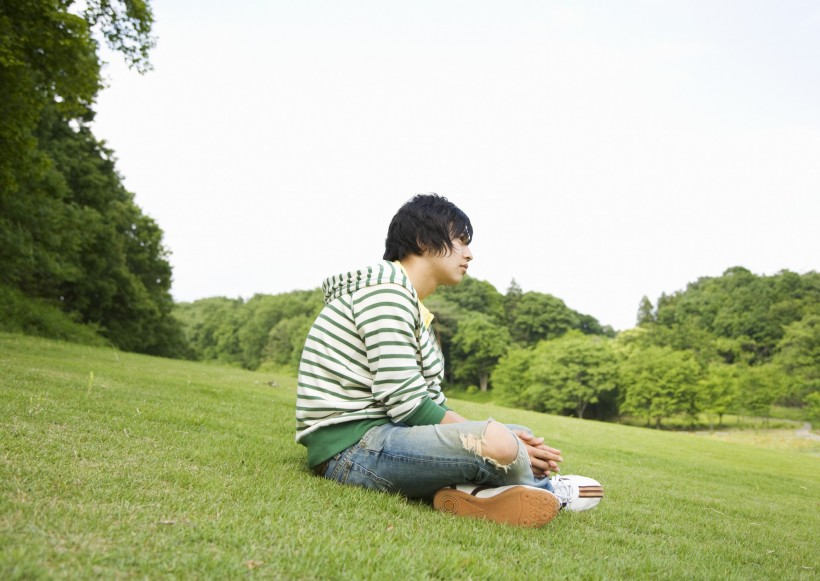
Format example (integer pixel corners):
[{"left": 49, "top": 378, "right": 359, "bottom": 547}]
[{"left": 513, "top": 430, "right": 563, "bottom": 478}]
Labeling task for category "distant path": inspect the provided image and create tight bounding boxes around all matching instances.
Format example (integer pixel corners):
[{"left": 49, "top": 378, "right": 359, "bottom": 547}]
[{"left": 796, "top": 422, "right": 820, "bottom": 441}]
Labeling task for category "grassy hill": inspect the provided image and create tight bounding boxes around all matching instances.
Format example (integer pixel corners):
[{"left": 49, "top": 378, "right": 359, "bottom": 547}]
[{"left": 1, "top": 333, "right": 818, "bottom": 579}]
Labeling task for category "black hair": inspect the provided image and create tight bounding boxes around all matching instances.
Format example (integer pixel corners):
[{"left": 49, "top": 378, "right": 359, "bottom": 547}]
[{"left": 383, "top": 193, "right": 473, "bottom": 261}]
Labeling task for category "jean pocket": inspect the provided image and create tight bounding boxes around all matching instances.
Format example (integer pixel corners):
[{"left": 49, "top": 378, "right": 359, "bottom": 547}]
[
  {"left": 327, "top": 442, "right": 395, "bottom": 493},
  {"left": 356, "top": 424, "right": 388, "bottom": 452},
  {"left": 341, "top": 456, "right": 395, "bottom": 493}
]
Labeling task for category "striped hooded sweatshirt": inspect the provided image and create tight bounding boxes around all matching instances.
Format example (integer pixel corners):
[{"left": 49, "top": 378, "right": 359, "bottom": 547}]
[{"left": 295, "top": 260, "right": 448, "bottom": 468}]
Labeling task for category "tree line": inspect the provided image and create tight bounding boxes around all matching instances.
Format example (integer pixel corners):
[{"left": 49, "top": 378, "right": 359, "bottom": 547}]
[
  {"left": 493, "top": 267, "right": 819, "bottom": 427},
  {"left": 171, "top": 267, "right": 819, "bottom": 427}
]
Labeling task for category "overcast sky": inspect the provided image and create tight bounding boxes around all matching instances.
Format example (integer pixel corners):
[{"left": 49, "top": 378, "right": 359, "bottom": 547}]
[{"left": 92, "top": 0, "right": 820, "bottom": 331}]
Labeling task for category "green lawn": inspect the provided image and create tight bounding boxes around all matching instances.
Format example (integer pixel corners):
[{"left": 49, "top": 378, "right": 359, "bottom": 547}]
[{"left": 1, "top": 333, "right": 818, "bottom": 579}]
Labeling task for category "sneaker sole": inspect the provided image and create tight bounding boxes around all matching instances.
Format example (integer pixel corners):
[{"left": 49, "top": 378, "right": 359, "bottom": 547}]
[{"left": 433, "top": 486, "right": 560, "bottom": 528}]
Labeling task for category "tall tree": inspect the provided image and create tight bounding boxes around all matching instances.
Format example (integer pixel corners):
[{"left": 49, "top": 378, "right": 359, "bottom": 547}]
[
  {"left": 637, "top": 296, "right": 655, "bottom": 326},
  {"left": 504, "top": 278, "right": 523, "bottom": 327}
]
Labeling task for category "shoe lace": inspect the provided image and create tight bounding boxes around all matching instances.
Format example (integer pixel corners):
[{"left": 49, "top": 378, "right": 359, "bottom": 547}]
[{"left": 549, "top": 476, "right": 574, "bottom": 507}]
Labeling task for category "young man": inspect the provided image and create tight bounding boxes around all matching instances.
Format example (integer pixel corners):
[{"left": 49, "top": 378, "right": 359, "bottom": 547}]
[{"left": 295, "top": 194, "right": 603, "bottom": 527}]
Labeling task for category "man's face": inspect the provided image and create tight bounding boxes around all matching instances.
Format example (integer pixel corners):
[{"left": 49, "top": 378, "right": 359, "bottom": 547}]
[{"left": 427, "top": 235, "right": 473, "bottom": 287}]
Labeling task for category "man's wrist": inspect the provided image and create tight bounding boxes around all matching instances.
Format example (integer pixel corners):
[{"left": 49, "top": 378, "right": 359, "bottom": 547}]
[{"left": 440, "top": 410, "right": 467, "bottom": 424}]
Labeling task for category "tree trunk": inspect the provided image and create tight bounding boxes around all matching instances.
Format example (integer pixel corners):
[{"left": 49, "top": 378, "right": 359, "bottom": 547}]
[
  {"left": 576, "top": 401, "right": 587, "bottom": 419},
  {"left": 479, "top": 373, "right": 489, "bottom": 392}
]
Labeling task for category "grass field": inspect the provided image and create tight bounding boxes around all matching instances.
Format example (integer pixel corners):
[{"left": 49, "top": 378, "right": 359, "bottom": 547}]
[{"left": 1, "top": 333, "right": 818, "bottom": 579}]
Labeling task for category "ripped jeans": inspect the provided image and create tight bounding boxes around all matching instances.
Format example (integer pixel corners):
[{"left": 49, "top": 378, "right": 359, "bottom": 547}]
[{"left": 320, "top": 421, "right": 555, "bottom": 499}]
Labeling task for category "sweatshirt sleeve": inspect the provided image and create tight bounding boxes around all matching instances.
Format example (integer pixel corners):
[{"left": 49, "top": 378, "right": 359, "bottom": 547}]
[{"left": 352, "top": 283, "right": 446, "bottom": 425}]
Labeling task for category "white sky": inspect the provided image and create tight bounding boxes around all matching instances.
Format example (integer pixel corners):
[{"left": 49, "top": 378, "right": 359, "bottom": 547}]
[{"left": 92, "top": 0, "right": 820, "bottom": 331}]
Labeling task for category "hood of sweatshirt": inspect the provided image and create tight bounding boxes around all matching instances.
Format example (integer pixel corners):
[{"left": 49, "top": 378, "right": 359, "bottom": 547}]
[{"left": 321, "top": 260, "right": 416, "bottom": 305}]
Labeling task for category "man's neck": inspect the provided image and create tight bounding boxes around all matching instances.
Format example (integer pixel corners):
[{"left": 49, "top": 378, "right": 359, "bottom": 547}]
[{"left": 398, "top": 255, "right": 437, "bottom": 300}]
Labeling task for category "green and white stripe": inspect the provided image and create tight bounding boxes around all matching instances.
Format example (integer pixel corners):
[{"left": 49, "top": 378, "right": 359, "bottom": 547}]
[{"left": 296, "top": 261, "right": 446, "bottom": 441}]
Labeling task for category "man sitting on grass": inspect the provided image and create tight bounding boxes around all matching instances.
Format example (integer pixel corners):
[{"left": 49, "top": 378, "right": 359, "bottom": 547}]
[{"left": 295, "top": 193, "right": 603, "bottom": 527}]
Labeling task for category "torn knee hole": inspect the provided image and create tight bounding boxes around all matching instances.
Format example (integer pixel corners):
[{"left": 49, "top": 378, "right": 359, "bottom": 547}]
[{"left": 459, "top": 422, "right": 518, "bottom": 470}]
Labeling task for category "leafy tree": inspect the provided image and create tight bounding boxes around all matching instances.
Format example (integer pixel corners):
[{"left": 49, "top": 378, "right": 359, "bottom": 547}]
[
  {"left": 436, "top": 276, "right": 505, "bottom": 322},
  {"left": 43, "top": 108, "right": 184, "bottom": 355},
  {"left": 524, "top": 332, "right": 620, "bottom": 419},
  {"left": 620, "top": 345, "right": 703, "bottom": 428},
  {"left": 450, "top": 313, "right": 511, "bottom": 391},
  {"left": 504, "top": 278, "right": 523, "bottom": 327},
  {"left": 637, "top": 296, "right": 655, "bottom": 326},
  {"left": 697, "top": 363, "right": 740, "bottom": 429},
  {"left": 736, "top": 364, "right": 783, "bottom": 426},
  {"left": 509, "top": 291, "right": 579, "bottom": 344},
  {"left": 0, "top": 0, "right": 154, "bottom": 192},
  {"left": 491, "top": 346, "right": 536, "bottom": 407}
]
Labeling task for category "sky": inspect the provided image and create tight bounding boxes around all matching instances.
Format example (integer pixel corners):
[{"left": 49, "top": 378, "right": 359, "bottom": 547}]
[{"left": 92, "top": 0, "right": 820, "bottom": 331}]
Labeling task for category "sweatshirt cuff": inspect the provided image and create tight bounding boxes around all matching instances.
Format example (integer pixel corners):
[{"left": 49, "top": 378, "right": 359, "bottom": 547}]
[{"left": 403, "top": 397, "right": 448, "bottom": 426}]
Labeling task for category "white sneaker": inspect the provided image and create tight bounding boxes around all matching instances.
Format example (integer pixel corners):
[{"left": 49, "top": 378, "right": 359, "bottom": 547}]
[
  {"left": 550, "top": 474, "right": 604, "bottom": 512},
  {"left": 434, "top": 484, "right": 560, "bottom": 527}
]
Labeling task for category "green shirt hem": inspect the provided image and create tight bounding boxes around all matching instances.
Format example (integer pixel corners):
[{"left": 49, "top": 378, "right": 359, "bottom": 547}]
[{"left": 302, "top": 397, "right": 448, "bottom": 468}]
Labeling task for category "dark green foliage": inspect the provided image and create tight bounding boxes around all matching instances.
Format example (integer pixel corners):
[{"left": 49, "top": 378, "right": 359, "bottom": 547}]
[
  {"left": 264, "top": 315, "right": 316, "bottom": 372},
  {"left": 0, "top": 103, "right": 187, "bottom": 357},
  {"left": 497, "top": 263, "right": 818, "bottom": 424},
  {"left": 506, "top": 290, "right": 612, "bottom": 344},
  {"left": 450, "top": 312, "right": 511, "bottom": 391},
  {"left": 651, "top": 267, "right": 819, "bottom": 363},
  {"left": 504, "top": 278, "right": 523, "bottom": 327},
  {"left": 508, "top": 292, "right": 578, "bottom": 343},
  {"left": 0, "top": 285, "right": 105, "bottom": 346},
  {"left": 0, "top": 0, "right": 190, "bottom": 357},
  {"left": 0, "top": 0, "right": 154, "bottom": 193}
]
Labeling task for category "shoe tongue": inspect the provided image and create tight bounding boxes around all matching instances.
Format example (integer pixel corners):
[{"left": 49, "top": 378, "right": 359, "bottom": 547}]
[{"left": 552, "top": 479, "right": 573, "bottom": 502}]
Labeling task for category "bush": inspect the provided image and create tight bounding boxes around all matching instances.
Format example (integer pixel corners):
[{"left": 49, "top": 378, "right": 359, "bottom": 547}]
[{"left": 0, "top": 285, "right": 105, "bottom": 346}]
